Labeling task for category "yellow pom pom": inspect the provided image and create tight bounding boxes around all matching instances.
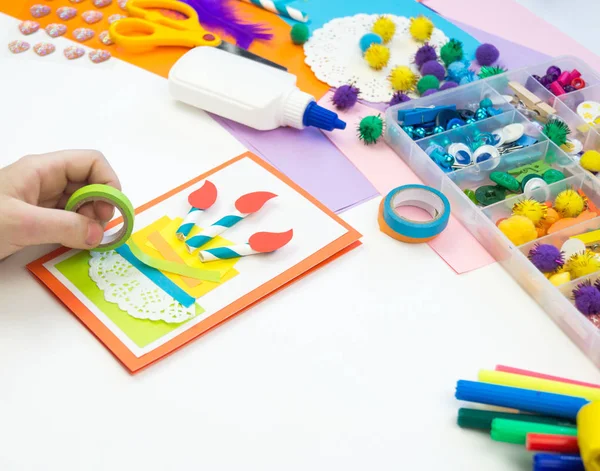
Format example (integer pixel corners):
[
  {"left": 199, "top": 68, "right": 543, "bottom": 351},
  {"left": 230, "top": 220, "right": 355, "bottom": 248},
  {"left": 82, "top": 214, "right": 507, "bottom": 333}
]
[
  {"left": 580, "top": 150, "right": 600, "bottom": 172},
  {"left": 554, "top": 189, "right": 586, "bottom": 218},
  {"left": 388, "top": 65, "right": 417, "bottom": 92},
  {"left": 512, "top": 199, "right": 548, "bottom": 225},
  {"left": 549, "top": 271, "right": 571, "bottom": 286},
  {"left": 409, "top": 15, "right": 434, "bottom": 42},
  {"left": 372, "top": 16, "right": 396, "bottom": 44},
  {"left": 498, "top": 215, "right": 538, "bottom": 246},
  {"left": 565, "top": 250, "right": 600, "bottom": 278},
  {"left": 364, "top": 43, "right": 390, "bottom": 70}
]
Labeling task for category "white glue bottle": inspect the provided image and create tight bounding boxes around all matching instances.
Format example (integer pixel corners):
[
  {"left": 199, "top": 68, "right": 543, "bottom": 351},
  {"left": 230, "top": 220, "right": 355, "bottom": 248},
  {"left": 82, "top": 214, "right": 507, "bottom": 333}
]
[{"left": 168, "top": 47, "right": 346, "bottom": 132}]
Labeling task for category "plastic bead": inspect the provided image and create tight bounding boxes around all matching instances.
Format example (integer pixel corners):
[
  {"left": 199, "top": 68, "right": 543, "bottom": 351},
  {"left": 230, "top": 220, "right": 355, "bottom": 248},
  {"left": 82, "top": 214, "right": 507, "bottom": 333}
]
[{"left": 572, "top": 77, "right": 586, "bottom": 90}]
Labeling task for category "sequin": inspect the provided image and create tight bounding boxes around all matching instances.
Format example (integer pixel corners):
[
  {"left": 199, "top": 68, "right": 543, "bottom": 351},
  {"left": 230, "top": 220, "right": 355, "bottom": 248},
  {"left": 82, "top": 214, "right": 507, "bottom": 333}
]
[
  {"left": 45, "top": 23, "right": 67, "bottom": 38},
  {"left": 30, "top": 4, "right": 51, "bottom": 18},
  {"left": 18, "top": 20, "right": 40, "bottom": 35},
  {"left": 57, "top": 6, "right": 77, "bottom": 20},
  {"left": 73, "top": 28, "right": 95, "bottom": 41},
  {"left": 99, "top": 31, "right": 113, "bottom": 46},
  {"left": 118, "top": 0, "right": 127, "bottom": 10},
  {"left": 93, "top": 0, "right": 112, "bottom": 7},
  {"left": 82, "top": 10, "right": 103, "bottom": 24},
  {"left": 64, "top": 45, "right": 85, "bottom": 60},
  {"left": 33, "top": 42, "right": 56, "bottom": 56},
  {"left": 8, "top": 40, "right": 30, "bottom": 54},
  {"left": 89, "top": 49, "right": 111, "bottom": 63},
  {"left": 108, "top": 13, "right": 127, "bottom": 24}
]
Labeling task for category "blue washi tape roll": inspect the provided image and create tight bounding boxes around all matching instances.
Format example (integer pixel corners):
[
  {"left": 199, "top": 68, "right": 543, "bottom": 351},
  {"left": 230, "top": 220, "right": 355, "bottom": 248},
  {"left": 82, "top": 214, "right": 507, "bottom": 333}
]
[{"left": 378, "top": 184, "right": 451, "bottom": 243}]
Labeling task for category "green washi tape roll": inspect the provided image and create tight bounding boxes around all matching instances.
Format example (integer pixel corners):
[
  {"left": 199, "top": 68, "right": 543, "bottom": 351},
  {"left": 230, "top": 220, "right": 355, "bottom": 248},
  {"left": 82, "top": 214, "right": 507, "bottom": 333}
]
[{"left": 65, "top": 184, "right": 135, "bottom": 252}]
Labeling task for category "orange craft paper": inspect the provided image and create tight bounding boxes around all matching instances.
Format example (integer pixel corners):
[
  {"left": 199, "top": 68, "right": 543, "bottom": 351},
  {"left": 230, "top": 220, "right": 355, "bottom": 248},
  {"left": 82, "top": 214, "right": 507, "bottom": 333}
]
[
  {"left": 2, "top": 1, "right": 329, "bottom": 99},
  {"left": 28, "top": 152, "right": 362, "bottom": 374}
]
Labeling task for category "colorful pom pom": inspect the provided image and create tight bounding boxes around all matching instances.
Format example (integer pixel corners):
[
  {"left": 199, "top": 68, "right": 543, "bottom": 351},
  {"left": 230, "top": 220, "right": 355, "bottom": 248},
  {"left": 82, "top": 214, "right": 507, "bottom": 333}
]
[
  {"left": 364, "top": 43, "right": 390, "bottom": 70},
  {"left": 388, "top": 65, "right": 418, "bottom": 92},
  {"left": 372, "top": 16, "right": 396, "bottom": 44},
  {"left": 447, "top": 60, "right": 469, "bottom": 82},
  {"left": 475, "top": 43, "right": 500, "bottom": 66},
  {"left": 357, "top": 115, "right": 384, "bottom": 145},
  {"left": 528, "top": 243, "right": 564, "bottom": 273},
  {"left": 554, "top": 189, "right": 586, "bottom": 218},
  {"left": 573, "top": 280, "right": 600, "bottom": 315},
  {"left": 414, "top": 43, "right": 437, "bottom": 69},
  {"left": 498, "top": 215, "right": 538, "bottom": 246},
  {"left": 478, "top": 66, "right": 506, "bottom": 79},
  {"left": 409, "top": 15, "right": 434, "bottom": 42},
  {"left": 331, "top": 84, "right": 360, "bottom": 110},
  {"left": 420, "top": 60, "right": 445, "bottom": 81},
  {"left": 422, "top": 89, "right": 438, "bottom": 97},
  {"left": 440, "top": 39, "right": 463, "bottom": 67},
  {"left": 580, "top": 150, "right": 600, "bottom": 172},
  {"left": 459, "top": 70, "right": 479, "bottom": 85},
  {"left": 389, "top": 92, "right": 411, "bottom": 106},
  {"left": 512, "top": 199, "right": 548, "bottom": 224},
  {"left": 565, "top": 250, "right": 600, "bottom": 279},
  {"left": 290, "top": 23, "right": 310, "bottom": 45},
  {"left": 440, "top": 81, "right": 459, "bottom": 91},
  {"left": 417, "top": 75, "right": 440, "bottom": 95},
  {"left": 359, "top": 33, "right": 383, "bottom": 53},
  {"left": 543, "top": 119, "right": 570, "bottom": 147}
]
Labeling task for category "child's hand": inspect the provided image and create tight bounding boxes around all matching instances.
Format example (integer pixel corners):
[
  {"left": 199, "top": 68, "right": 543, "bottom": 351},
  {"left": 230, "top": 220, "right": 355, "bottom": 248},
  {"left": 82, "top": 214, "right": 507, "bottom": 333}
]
[{"left": 0, "top": 150, "right": 121, "bottom": 260}]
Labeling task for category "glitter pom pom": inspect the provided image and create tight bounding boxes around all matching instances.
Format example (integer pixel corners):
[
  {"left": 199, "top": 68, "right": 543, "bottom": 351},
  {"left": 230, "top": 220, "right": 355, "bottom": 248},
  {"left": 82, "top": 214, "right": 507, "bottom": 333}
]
[
  {"left": 99, "top": 31, "right": 114, "bottom": 46},
  {"left": 440, "top": 39, "right": 464, "bottom": 67},
  {"left": 108, "top": 14, "right": 128, "bottom": 24},
  {"left": 573, "top": 280, "right": 600, "bottom": 315},
  {"left": 389, "top": 92, "right": 411, "bottom": 106},
  {"left": 554, "top": 189, "right": 586, "bottom": 218},
  {"left": 459, "top": 70, "right": 479, "bottom": 85},
  {"left": 566, "top": 250, "right": 600, "bottom": 279},
  {"left": 45, "top": 23, "right": 67, "bottom": 38},
  {"left": 478, "top": 66, "right": 506, "bottom": 79},
  {"left": 414, "top": 43, "right": 437, "bottom": 69},
  {"left": 447, "top": 60, "right": 469, "bottom": 82},
  {"left": 73, "top": 28, "right": 95, "bottom": 42},
  {"left": 89, "top": 49, "right": 111, "bottom": 64},
  {"left": 543, "top": 119, "right": 570, "bottom": 147},
  {"left": 8, "top": 40, "right": 30, "bottom": 54},
  {"left": 33, "top": 42, "right": 56, "bottom": 56},
  {"left": 409, "top": 15, "right": 434, "bottom": 42},
  {"left": 19, "top": 21, "right": 40, "bottom": 35},
  {"left": 528, "top": 243, "right": 564, "bottom": 272},
  {"left": 372, "top": 16, "right": 396, "bottom": 43},
  {"left": 30, "top": 4, "right": 51, "bottom": 18},
  {"left": 64, "top": 45, "right": 85, "bottom": 60},
  {"left": 332, "top": 84, "right": 360, "bottom": 110},
  {"left": 512, "top": 199, "right": 548, "bottom": 224},
  {"left": 364, "top": 43, "right": 390, "bottom": 70},
  {"left": 357, "top": 115, "right": 384, "bottom": 145},
  {"left": 93, "top": 0, "right": 113, "bottom": 7},
  {"left": 82, "top": 10, "right": 103, "bottom": 24},
  {"left": 57, "top": 7, "right": 78, "bottom": 20},
  {"left": 388, "top": 65, "right": 417, "bottom": 92}
]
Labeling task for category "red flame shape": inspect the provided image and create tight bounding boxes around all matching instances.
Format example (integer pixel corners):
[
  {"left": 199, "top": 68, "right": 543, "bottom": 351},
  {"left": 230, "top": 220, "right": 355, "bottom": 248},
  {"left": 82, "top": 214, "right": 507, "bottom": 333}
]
[
  {"left": 249, "top": 229, "right": 294, "bottom": 253},
  {"left": 235, "top": 191, "right": 277, "bottom": 214},
  {"left": 188, "top": 180, "right": 217, "bottom": 210}
]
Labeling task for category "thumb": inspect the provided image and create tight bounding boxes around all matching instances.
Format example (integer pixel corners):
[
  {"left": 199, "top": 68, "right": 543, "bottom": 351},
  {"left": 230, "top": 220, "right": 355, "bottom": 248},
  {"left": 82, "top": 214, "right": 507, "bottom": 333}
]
[{"left": 14, "top": 203, "right": 104, "bottom": 249}]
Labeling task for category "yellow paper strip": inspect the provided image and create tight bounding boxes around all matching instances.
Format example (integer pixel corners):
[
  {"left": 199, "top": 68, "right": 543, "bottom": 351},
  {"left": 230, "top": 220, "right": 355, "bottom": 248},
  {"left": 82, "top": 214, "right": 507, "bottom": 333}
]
[{"left": 147, "top": 231, "right": 202, "bottom": 288}]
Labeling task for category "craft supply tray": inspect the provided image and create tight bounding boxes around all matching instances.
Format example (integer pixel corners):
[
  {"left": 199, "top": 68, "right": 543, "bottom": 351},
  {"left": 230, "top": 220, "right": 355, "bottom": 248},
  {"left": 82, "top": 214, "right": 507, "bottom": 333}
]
[{"left": 385, "top": 56, "right": 600, "bottom": 368}]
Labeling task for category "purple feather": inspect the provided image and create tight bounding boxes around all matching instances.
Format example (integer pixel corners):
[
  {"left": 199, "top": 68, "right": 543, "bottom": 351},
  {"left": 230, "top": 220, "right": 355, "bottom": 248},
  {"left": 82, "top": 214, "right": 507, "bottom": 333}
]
[{"left": 180, "top": 0, "right": 272, "bottom": 49}]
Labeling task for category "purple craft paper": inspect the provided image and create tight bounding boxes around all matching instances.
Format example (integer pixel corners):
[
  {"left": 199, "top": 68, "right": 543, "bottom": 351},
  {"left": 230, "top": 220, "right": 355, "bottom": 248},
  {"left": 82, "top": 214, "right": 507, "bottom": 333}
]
[{"left": 213, "top": 116, "right": 379, "bottom": 212}]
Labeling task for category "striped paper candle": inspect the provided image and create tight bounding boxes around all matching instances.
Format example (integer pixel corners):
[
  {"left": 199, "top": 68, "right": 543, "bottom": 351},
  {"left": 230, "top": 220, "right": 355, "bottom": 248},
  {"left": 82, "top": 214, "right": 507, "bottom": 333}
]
[
  {"left": 238, "top": 0, "right": 308, "bottom": 23},
  {"left": 176, "top": 180, "right": 217, "bottom": 241},
  {"left": 199, "top": 229, "right": 293, "bottom": 262},
  {"left": 185, "top": 191, "right": 277, "bottom": 253}
]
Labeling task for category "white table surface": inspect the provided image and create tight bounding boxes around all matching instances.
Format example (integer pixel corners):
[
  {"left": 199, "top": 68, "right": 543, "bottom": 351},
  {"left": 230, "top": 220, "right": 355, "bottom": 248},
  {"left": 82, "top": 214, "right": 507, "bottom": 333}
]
[{"left": 1, "top": 7, "right": 600, "bottom": 471}]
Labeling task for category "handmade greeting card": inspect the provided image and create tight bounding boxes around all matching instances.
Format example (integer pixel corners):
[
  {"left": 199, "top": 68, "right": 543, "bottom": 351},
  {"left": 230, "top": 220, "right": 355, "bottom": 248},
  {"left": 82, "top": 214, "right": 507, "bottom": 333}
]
[{"left": 28, "top": 153, "right": 361, "bottom": 373}]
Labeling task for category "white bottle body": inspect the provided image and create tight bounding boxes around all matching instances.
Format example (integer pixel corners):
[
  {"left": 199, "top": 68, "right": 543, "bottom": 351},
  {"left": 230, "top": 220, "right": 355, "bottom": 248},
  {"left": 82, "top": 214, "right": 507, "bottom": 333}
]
[{"left": 168, "top": 47, "right": 313, "bottom": 131}]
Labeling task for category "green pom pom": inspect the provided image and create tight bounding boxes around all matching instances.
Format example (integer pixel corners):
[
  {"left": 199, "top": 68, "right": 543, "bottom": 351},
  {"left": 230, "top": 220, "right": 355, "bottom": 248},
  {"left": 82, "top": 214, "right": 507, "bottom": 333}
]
[
  {"left": 440, "top": 39, "right": 463, "bottom": 67},
  {"left": 478, "top": 66, "right": 506, "bottom": 79},
  {"left": 417, "top": 75, "right": 440, "bottom": 95},
  {"left": 543, "top": 119, "right": 570, "bottom": 147},
  {"left": 357, "top": 115, "right": 384, "bottom": 145},
  {"left": 291, "top": 23, "right": 310, "bottom": 45}
]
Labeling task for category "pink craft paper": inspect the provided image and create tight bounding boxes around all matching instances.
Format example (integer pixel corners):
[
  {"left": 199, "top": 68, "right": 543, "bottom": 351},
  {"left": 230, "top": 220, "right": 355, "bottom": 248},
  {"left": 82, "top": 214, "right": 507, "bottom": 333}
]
[
  {"left": 318, "top": 92, "right": 495, "bottom": 274},
  {"left": 422, "top": 0, "right": 600, "bottom": 72}
]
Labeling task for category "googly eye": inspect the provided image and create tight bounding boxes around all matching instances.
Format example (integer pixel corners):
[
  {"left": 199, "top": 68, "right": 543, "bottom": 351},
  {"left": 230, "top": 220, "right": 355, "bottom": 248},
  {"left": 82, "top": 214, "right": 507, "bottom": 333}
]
[
  {"left": 491, "top": 128, "right": 506, "bottom": 147},
  {"left": 502, "top": 123, "right": 525, "bottom": 144},
  {"left": 447, "top": 143, "right": 472, "bottom": 165},
  {"left": 473, "top": 145, "right": 500, "bottom": 171}
]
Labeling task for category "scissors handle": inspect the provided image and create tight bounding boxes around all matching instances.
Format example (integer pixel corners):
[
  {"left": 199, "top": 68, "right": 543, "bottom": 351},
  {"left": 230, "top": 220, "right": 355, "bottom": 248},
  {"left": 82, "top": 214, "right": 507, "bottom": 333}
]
[{"left": 109, "top": 18, "right": 221, "bottom": 53}]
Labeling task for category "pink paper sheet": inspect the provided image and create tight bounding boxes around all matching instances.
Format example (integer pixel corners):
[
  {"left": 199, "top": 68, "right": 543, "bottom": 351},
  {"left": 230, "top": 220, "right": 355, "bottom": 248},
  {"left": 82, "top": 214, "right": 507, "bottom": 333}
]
[
  {"left": 423, "top": 0, "right": 600, "bottom": 72},
  {"left": 318, "top": 92, "right": 495, "bottom": 274}
]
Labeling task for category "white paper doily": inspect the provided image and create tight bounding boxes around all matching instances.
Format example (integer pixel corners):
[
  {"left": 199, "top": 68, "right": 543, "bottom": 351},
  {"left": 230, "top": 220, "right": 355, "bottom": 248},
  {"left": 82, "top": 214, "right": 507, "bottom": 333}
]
[
  {"left": 304, "top": 14, "right": 449, "bottom": 103},
  {"left": 89, "top": 250, "right": 197, "bottom": 324}
]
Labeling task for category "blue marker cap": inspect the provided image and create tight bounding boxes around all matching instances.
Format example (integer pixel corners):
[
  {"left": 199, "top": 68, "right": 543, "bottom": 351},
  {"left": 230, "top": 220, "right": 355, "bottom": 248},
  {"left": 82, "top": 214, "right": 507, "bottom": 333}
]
[
  {"left": 533, "top": 453, "right": 584, "bottom": 471},
  {"left": 303, "top": 101, "right": 346, "bottom": 132}
]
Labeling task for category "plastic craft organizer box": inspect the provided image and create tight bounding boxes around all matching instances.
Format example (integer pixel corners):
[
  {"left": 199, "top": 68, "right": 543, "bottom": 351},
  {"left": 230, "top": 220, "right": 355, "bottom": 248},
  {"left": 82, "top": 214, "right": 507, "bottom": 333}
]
[{"left": 385, "top": 56, "right": 600, "bottom": 368}]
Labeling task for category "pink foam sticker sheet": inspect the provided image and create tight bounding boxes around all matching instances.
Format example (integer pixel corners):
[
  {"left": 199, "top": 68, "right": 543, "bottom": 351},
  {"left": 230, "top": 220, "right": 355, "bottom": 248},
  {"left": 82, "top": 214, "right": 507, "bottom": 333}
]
[
  {"left": 422, "top": 0, "right": 600, "bottom": 72},
  {"left": 318, "top": 92, "right": 495, "bottom": 274}
]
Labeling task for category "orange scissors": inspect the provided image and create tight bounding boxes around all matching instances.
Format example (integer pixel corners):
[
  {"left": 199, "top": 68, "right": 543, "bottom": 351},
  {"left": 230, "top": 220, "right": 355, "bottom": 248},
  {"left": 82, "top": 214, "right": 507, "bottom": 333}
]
[{"left": 110, "top": 0, "right": 286, "bottom": 70}]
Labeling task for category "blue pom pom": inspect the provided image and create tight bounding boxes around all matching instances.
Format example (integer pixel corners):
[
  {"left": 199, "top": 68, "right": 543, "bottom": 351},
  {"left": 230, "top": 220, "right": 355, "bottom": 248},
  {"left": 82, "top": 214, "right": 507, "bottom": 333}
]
[
  {"left": 459, "top": 71, "right": 479, "bottom": 85},
  {"left": 360, "top": 33, "right": 383, "bottom": 53},
  {"left": 447, "top": 61, "right": 469, "bottom": 82}
]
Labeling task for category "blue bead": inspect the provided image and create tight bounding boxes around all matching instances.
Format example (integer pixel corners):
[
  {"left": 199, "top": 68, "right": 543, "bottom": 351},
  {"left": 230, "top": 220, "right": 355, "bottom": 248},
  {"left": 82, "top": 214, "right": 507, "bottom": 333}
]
[
  {"left": 359, "top": 33, "right": 383, "bottom": 53},
  {"left": 475, "top": 108, "right": 488, "bottom": 120},
  {"left": 466, "top": 118, "right": 476, "bottom": 125},
  {"left": 414, "top": 127, "right": 427, "bottom": 139},
  {"left": 479, "top": 98, "right": 493, "bottom": 108}
]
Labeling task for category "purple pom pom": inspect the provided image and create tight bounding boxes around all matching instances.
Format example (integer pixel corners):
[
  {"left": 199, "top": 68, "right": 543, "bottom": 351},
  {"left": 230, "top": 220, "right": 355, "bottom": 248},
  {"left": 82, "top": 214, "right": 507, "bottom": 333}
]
[
  {"left": 440, "top": 81, "right": 459, "bottom": 91},
  {"left": 573, "top": 280, "right": 600, "bottom": 315},
  {"left": 332, "top": 84, "right": 360, "bottom": 110},
  {"left": 415, "top": 44, "right": 437, "bottom": 69},
  {"left": 528, "top": 243, "right": 564, "bottom": 273},
  {"left": 422, "top": 89, "right": 438, "bottom": 97},
  {"left": 546, "top": 65, "right": 561, "bottom": 77},
  {"left": 420, "top": 60, "right": 445, "bottom": 81},
  {"left": 389, "top": 92, "right": 411, "bottom": 106},
  {"left": 475, "top": 43, "right": 500, "bottom": 66}
]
